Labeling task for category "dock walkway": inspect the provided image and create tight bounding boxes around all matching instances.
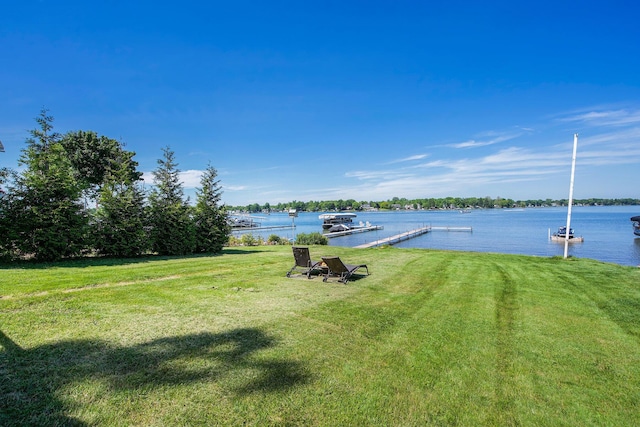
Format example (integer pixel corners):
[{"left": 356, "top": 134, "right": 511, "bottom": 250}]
[
  {"left": 231, "top": 225, "right": 295, "bottom": 233},
  {"left": 324, "top": 225, "right": 383, "bottom": 238},
  {"left": 354, "top": 225, "right": 472, "bottom": 249}
]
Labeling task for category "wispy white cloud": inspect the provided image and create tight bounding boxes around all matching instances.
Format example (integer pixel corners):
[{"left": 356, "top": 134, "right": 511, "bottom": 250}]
[
  {"left": 386, "top": 153, "right": 429, "bottom": 164},
  {"left": 224, "top": 185, "right": 248, "bottom": 191},
  {"left": 345, "top": 170, "right": 416, "bottom": 180},
  {"left": 180, "top": 170, "right": 204, "bottom": 187},
  {"left": 340, "top": 147, "right": 561, "bottom": 194},
  {"left": 577, "top": 127, "right": 640, "bottom": 147},
  {"left": 560, "top": 108, "right": 640, "bottom": 127},
  {"left": 142, "top": 165, "right": 285, "bottom": 193},
  {"left": 141, "top": 169, "right": 203, "bottom": 188},
  {"left": 411, "top": 159, "right": 449, "bottom": 169},
  {"left": 448, "top": 132, "right": 522, "bottom": 149},
  {"left": 577, "top": 147, "right": 640, "bottom": 165},
  {"left": 449, "top": 139, "right": 490, "bottom": 148}
]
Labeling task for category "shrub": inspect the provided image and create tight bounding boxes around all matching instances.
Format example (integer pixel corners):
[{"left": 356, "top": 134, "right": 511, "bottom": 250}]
[
  {"left": 295, "top": 232, "right": 328, "bottom": 245},
  {"left": 267, "top": 234, "right": 281, "bottom": 244},
  {"left": 240, "top": 233, "right": 260, "bottom": 246}
]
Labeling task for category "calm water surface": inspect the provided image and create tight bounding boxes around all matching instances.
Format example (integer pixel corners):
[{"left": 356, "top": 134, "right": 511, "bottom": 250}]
[{"left": 232, "top": 206, "right": 640, "bottom": 267}]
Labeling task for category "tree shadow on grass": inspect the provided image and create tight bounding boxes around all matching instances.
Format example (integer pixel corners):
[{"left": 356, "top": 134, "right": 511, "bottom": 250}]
[
  {"left": 0, "top": 328, "right": 309, "bottom": 426},
  {"left": 0, "top": 248, "right": 264, "bottom": 270}
]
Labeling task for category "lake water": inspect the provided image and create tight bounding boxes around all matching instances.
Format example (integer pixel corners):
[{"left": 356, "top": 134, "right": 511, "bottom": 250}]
[{"left": 232, "top": 206, "right": 640, "bottom": 267}]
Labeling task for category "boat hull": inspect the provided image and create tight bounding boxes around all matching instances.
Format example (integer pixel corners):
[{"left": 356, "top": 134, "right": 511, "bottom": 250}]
[
  {"left": 550, "top": 226, "right": 583, "bottom": 243},
  {"left": 632, "top": 216, "right": 640, "bottom": 236},
  {"left": 550, "top": 235, "right": 584, "bottom": 243}
]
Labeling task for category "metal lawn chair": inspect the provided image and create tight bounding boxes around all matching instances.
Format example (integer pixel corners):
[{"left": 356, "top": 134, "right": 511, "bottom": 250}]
[
  {"left": 321, "top": 256, "right": 369, "bottom": 284},
  {"left": 286, "top": 246, "right": 323, "bottom": 278}
]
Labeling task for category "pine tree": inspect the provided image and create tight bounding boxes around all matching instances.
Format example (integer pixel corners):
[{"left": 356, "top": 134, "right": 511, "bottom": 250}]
[
  {"left": 0, "top": 167, "right": 16, "bottom": 259},
  {"left": 92, "top": 153, "right": 149, "bottom": 257},
  {"left": 148, "top": 147, "right": 195, "bottom": 255},
  {"left": 194, "top": 164, "right": 230, "bottom": 253},
  {"left": 11, "top": 110, "right": 88, "bottom": 260}
]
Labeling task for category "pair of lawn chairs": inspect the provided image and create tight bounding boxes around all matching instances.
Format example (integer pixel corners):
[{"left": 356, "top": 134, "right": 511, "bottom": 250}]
[{"left": 286, "top": 246, "right": 369, "bottom": 284}]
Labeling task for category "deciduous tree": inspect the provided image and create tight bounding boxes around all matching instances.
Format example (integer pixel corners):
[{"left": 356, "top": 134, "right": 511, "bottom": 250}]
[{"left": 60, "top": 130, "right": 142, "bottom": 203}]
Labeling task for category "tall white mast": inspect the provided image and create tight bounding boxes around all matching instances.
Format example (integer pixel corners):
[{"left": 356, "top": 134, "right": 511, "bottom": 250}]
[{"left": 564, "top": 133, "right": 578, "bottom": 258}]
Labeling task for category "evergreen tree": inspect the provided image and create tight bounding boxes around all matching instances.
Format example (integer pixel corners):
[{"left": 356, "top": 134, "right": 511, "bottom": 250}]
[
  {"left": 10, "top": 110, "right": 88, "bottom": 260},
  {"left": 0, "top": 167, "right": 16, "bottom": 259},
  {"left": 148, "top": 147, "right": 195, "bottom": 255},
  {"left": 194, "top": 164, "right": 230, "bottom": 253},
  {"left": 92, "top": 154, "right": 149, "bottom": 257}
]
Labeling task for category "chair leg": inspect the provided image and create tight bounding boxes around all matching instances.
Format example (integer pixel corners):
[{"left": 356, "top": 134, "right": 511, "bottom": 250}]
[{"left": 286, "top": 265, "right": 296, "bottom": 277}]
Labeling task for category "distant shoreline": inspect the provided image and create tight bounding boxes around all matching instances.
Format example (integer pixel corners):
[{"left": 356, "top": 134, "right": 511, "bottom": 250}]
[{"left": 231, "top": 200, "right": 640, "bottom": 214}]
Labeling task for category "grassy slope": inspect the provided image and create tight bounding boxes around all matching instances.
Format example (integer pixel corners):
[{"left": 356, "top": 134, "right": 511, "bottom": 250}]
[{"left": 1, "top": 246, "right": 639, "bottom": 426}]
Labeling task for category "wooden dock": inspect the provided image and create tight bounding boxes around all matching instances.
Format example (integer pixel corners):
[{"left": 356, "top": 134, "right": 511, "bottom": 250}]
[
  {"left": 354, "top": 226, "right": 431, "bottom": 248},
  {"left": 430, "top": 226, "right": 473, "bottom": 232},
  {"left": 354, "top": 225, "right": 472, "bottom": 248},
  {"left": 231, "top": 225, "right": 295, "bottom": 233},
  {"left": 324, "top": 225, "right": 383, "bottom": 238}
]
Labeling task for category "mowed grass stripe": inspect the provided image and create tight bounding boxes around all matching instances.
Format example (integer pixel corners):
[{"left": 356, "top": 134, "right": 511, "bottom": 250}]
[{"left": 269, "top": 252, "right": 512, "bottom": 425}]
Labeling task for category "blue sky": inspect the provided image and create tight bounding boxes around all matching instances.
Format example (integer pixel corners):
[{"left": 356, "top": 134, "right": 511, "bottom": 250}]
[{"left": 1, "top": 1, "right": 640, "bottom": 206}]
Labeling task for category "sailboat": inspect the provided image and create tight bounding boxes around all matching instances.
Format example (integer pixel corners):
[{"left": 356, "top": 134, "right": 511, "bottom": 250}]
[{"left": 549, "top": 134, "right": 584, "bottom": 255}]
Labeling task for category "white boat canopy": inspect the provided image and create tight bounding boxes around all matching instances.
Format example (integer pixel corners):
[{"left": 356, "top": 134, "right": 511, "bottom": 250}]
[{"left": 318, "top": 213, "right": 358, "bottom": 220}]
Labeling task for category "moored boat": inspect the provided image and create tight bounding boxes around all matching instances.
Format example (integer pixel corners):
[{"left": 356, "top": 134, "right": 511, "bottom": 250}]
[
  {"left": 631, "top": 216, "right": 640, "bottom": 236},
  {"left": 319, "top": 212, "right": 357, "bottom": 229},
  {"left": 327, "top": 223, "right": 351, "bottom": 232},
  {"left": 229, "top": 216, "right": 261, "bottom": 229},
  {"left": 550, "top": 226, "right": 584, "bottom": 243}
]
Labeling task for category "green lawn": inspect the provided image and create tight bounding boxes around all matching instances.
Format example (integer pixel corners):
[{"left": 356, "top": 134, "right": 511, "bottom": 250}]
[{"left": 1, "top": 246, "right": 639, "bottom": 426}]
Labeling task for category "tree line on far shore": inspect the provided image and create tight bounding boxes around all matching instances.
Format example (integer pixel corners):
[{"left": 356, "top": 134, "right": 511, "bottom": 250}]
[
  {"left": 0, "top": 110, "right": 230, "bottom": 262},
  {"left": 232, "top": 196, "right": 640, "bottom": 213}
]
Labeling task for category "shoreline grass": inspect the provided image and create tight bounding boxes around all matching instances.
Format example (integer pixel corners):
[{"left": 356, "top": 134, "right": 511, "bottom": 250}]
[{"left": 2, "top": 246, "right": 640, "bottom": 425}]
